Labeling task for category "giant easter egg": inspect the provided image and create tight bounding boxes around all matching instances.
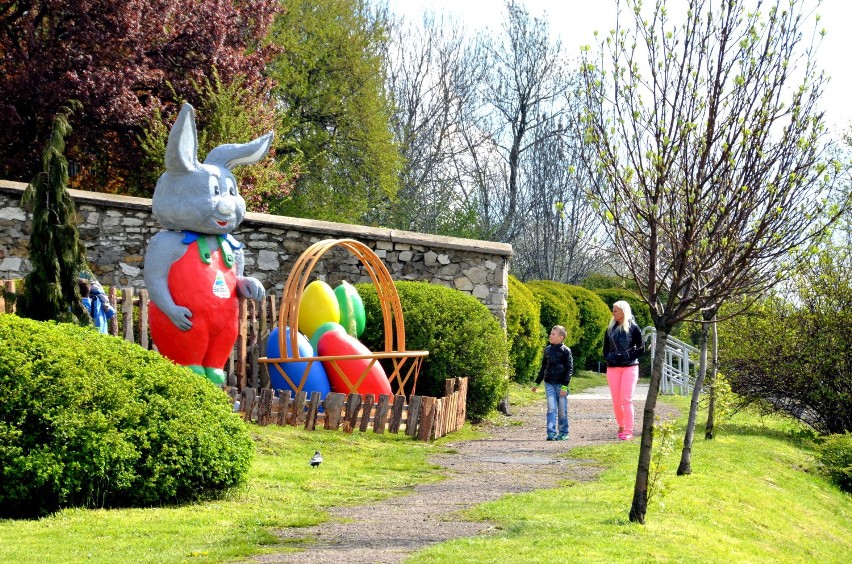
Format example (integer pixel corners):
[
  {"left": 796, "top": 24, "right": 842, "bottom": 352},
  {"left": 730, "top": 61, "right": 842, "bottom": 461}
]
[
  {"left": 266, "top": 327, "right": 331, "bottom": 399},
  {"left": 334, "top": 281, "right": 366, "bottom": 337},
  {"left": 299, "top": 280, "right": 340, "bottom": 338},
  {"left": 310, "top": 321, "right": 347, "bottom": 353},
  {"left": 317, "top": 330, "right": 392, "bottom": 399}
]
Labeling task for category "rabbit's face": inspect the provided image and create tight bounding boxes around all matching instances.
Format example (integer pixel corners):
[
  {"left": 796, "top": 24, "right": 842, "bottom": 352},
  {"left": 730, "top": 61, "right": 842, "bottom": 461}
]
[
  {"left": 152, "top": 163, "right": 246, "bottom": 235},
  {"left": 151, "top": 103, "right": 271, "bottom": 235}
]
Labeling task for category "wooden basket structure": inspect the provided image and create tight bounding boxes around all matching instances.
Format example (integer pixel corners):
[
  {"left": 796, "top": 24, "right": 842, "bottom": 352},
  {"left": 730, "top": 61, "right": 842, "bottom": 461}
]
[{"left": 259, "top": 239, "right": 428, "bottom": 398}]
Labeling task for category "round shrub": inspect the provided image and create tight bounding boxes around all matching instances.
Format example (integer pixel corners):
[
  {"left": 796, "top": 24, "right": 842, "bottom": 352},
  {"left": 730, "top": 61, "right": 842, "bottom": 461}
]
[
  {"left": 356, "top": 281, "right": 509, "bottom": 422},
  {"left": 525, "top": 280, "right": 580, "bottom": 348},
  {"left": 0, "top": 315, "right": 254, "bottom": 518},
  {"left": 564, "top": 284, "right": 611, "bottom": 369},
  {"left": 506, "top": 275, "right": 543, "bottom": 383}
]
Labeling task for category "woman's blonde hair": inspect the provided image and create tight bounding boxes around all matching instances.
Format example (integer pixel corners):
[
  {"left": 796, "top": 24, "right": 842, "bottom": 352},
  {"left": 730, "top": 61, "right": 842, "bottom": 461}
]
[{"left": 608, "top": 300, "right": 635, "bottom": 333}]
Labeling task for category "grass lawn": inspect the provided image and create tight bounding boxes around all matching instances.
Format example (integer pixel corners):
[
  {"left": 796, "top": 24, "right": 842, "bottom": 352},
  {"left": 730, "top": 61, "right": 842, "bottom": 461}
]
[
  {"left": 1, "top": 373, "right": 849, "bottom": 563},
  {"left": 410, "top": 390, "right": 852, "bottom": 563}
]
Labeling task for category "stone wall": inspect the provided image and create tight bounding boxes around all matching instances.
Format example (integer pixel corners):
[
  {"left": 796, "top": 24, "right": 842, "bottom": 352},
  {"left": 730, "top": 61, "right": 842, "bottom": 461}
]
[{"left": 0, "top": 180, "right": 513, "bottom": 325}]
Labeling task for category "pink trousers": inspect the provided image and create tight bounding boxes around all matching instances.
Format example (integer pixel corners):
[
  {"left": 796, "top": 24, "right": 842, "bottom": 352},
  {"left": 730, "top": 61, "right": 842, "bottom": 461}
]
[{"left": 606, "top": 365, "right": 639, "bottom": 432}]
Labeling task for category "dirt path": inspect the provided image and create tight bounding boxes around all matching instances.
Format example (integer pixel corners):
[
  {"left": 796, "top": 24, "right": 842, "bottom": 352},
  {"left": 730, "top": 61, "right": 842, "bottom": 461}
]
[{"left": 254, "top": 385, "right": 671, "bottom": 564}]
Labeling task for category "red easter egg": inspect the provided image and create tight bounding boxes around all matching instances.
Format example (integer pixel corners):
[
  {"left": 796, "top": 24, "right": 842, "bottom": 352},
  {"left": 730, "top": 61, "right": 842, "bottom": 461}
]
[{"left": 317, "top": 330, "right": 392, "bottom": 399}]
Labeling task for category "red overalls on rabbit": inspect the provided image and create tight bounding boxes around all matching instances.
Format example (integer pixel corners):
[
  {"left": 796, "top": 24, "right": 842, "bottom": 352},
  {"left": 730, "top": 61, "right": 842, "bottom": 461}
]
[{"left": 149, "top": 233, "right": 239, "bottom": 381}]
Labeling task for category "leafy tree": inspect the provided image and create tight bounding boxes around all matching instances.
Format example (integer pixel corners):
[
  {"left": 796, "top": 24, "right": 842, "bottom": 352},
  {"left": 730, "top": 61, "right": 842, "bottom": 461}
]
[
  {"left": 0, "top": 0, "right": 280, "bottom": 194},
  {"left": 718, "top": 250, "right": 852, "bottom": 435},
  {"left": 16, "top": 102, "right": 90, "bottom": 324},
  {"left": 579, "top": 0, "right": 846, "bottom": 523},
  {"left": 266, "top": 0, "right": 401, "bottom": 224}
]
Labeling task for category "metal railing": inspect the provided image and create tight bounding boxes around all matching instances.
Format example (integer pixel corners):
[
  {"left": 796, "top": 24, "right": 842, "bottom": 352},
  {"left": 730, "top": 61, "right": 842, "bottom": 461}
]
[{"left": 643, "top": 326, "right": 698, "bottom": 395}]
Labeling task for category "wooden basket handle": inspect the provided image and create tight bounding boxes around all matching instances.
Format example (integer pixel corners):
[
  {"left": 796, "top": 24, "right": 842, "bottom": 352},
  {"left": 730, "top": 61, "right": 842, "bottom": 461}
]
[{"left": 277, "top": 239, "right": 406, "bottom": 360}]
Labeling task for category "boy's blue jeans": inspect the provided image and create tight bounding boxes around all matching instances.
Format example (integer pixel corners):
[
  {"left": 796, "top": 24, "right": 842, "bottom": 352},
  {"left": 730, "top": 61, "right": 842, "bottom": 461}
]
[{"left": 545, "top": 382, "right": 569, "bottom": 437}]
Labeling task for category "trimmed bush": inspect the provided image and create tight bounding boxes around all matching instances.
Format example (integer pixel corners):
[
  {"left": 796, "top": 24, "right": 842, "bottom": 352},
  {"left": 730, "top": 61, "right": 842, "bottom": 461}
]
[
  {"left": 815, "top": 433, "right": 852, "bottom": 493},
  {"left": 356, "top": 281, "right": 509, "bottom": 422},
  {"left": 506, "top": 275, "right": 543, "bottom": 383},
  {"left": 0, "top": 315, "right": 253, "bottom": 518},
  {"left": 525, "top": 280, "right": 580, "bottom": 348},
  {"left": 564, "top": 285, "right": 611, "bottom": 369}
]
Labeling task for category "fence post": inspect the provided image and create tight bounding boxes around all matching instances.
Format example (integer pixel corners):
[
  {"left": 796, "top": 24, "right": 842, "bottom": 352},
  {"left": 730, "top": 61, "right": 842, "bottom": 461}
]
[{"left": 137, "top": 289, "right": 149, "bottom": 349}]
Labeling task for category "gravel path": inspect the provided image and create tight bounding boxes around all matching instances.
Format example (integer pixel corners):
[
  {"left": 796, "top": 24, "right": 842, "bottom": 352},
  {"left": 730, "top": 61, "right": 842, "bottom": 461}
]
[{"left": 253, "top": 384, "right": 672, "bottom": 564}]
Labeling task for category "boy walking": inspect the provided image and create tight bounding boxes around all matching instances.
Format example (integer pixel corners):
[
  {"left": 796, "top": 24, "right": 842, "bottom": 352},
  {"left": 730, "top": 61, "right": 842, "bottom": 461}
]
[{"left": 531, "top": 325, "right": 573, "bottom": 441}]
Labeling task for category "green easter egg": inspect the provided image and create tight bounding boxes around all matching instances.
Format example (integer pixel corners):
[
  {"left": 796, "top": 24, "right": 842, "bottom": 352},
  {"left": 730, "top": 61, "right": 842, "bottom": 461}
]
[{"left": 335, "top": 281, "right": 366, "bottom": 337}]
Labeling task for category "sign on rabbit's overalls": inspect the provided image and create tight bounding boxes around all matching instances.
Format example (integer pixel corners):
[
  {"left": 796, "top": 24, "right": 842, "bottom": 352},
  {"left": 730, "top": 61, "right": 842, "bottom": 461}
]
[{"left": 143, "top": 103, "right": 272, "bottom": 385}]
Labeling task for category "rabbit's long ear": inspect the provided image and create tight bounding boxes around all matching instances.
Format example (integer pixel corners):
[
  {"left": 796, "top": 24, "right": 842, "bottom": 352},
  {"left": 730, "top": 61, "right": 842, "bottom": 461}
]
[
  {"left": 165, "top": 103, "right": 199, "bottom": 174},
  {"left": 204, "top": 131, "right": 274, "bottom": 170}
]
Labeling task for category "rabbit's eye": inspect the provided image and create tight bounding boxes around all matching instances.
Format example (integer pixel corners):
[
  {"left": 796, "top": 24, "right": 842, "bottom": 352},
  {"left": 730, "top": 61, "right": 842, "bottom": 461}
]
[
  {"left": 208, "top": 176, "right": 221, "bottom": 195},
  {"left": 225, "top": 178, "right": 236, "bottom": 196}
]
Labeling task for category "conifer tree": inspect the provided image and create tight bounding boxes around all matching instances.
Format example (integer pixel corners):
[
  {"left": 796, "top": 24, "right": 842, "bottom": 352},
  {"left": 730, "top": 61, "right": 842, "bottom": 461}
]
[{"left": 17, "top": 102, "right": 90, "bottom": 325}]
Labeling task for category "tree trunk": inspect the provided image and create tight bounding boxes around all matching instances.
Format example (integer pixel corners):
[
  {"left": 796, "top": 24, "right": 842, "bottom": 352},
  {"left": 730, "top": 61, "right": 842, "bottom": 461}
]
[
  {"left": 629, "top": 327, "right": 669, "bottom": 524},
  {"left": 705, "top": 318, "right": 719, "bottom": 439},
  {"left": 677, "top": 311, "right": 713, "bottom": 475}
]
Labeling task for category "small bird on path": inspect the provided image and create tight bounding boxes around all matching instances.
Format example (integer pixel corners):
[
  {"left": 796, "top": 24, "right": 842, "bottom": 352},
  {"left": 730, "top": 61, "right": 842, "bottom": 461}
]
[{"left": 310, "top": 450, "right": 323, "bottom": 468}]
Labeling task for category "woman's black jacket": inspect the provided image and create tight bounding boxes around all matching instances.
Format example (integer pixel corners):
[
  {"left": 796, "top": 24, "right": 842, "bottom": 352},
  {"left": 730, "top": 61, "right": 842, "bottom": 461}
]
[{"left": 603, "top": 323, "right": 644, "bottom": 367}]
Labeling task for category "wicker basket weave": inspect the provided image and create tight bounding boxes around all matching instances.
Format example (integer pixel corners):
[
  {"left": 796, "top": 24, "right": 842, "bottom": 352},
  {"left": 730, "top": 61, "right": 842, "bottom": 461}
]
[{"left": 259, "top": 238, "right": 427, "bottom": 397}]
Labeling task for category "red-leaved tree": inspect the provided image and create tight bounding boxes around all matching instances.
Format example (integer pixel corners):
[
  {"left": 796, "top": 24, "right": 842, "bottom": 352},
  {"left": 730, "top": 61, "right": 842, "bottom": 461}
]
[{"left": 0, "top": 0, "right": 280, "bottom": 194}]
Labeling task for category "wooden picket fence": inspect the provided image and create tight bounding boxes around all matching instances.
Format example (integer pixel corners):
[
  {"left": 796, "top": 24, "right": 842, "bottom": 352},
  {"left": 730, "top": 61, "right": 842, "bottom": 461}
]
[
  {"left": 229, "top": 377, "right": 467, "bottom": 441},
  {"left": 0, "top": 280, "right": 469, "bottom": 441}
]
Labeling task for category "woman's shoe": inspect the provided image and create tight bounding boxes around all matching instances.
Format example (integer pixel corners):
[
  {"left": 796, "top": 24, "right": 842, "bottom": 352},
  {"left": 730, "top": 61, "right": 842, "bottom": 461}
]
[
  {"left": 622, "top": 433, "right": 634, "bottom": 440},
  {"left": 617, "top": 432, "right": 626, "bottom": 440}
]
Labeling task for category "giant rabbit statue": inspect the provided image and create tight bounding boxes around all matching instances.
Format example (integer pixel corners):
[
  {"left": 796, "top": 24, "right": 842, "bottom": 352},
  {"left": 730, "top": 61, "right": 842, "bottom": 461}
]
[{"left": 144, "top": 103, "right": 273, "bottom": 385}]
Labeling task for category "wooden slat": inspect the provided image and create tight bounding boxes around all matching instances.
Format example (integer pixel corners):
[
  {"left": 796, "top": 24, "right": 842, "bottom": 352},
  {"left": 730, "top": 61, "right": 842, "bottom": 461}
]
[
  {"left": 359, "top": 394, "right": 374, "bottom": 433},
  {"left": 277, "top": 389, "right": 292, "bottom": 426},
  {"left": 323, "top": 392, "right": 346, "bottom": 430},
  {"left": 433, "top": 397, "right": 445, "bottom": 439},
  {"left": 121, "top": 287, "right": 134, "bottom": 342},
  {"left": 242, "top": 388, "right": 257, "bottom": 423},
  {"left": 406, "top": 395, "right": 422, "bottom": 437},
  {"left": 137, "top": 289, "right": 149, "bottom": 349},
  {"left": 388, "top": 395, "right": 406, "bottom": 434},
  {"left": 343, "top": 393, "right": 362, "bottom": 433},
  {"left": 304, "top": 391, "right": 321, "bottom": 430},
  {"left": 257, "top": 388, "right": 274, "bottom": 426},
  {"left": 237, "top": 298, "right": 248, "bottom": 390},
  {"left": 290, "top": 391, "right": 307, "bottom": 426},
  {"left": 108, "top": 286, "right": 119, "bottom": 335},
  {"left": 418, "top": 396, "right": 436, "bottom": 442},
  {"left": 457, "top": 378, "right": 468, "bottom": 428},
  {"left": 373, "top": 394, "right": 391, "bottom": 434}
]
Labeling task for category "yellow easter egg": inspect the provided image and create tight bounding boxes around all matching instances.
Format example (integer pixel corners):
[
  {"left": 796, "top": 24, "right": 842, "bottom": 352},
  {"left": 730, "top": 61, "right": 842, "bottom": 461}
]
[{"left": 299, "top": 280, "right": 340, "bottom": 338}]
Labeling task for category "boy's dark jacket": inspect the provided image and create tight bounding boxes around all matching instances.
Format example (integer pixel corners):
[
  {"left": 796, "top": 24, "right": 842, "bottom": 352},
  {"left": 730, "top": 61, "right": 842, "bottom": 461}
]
[{"left": 535, "top": 343, "right": 573, "bottom": 386}]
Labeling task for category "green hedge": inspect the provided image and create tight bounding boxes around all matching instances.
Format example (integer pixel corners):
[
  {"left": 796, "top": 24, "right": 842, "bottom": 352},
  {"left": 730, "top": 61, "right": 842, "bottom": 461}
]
[
  {"left": 506, "top": 275, "right": 543, "bottom": 383},
  {"left": 0, "top": 315, "right": 253, "bottom": 518},
  {"left": 564, "top": 284, "right": 611, "bottom": 369},
  {"left": 525, "top": 280, "right": 580, "bottom": 348},
  {"left": 815, "top": 433, "right": 852, "bottom": 493},
  {"left": 356, "top": 281, "right": 509, "bottom": 422}
]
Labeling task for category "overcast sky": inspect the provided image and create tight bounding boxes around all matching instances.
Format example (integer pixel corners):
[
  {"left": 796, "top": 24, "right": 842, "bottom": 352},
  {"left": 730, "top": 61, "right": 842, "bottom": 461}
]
[{"left": 387, "top": 0, "right": 852, "bottom": 138}]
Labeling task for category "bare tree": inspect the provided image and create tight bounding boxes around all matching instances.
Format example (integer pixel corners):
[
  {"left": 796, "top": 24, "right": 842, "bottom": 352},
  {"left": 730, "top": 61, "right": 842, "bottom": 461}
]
[
  {"left": 512, "top": 109, "right": 606, "bottom": 283},
  {"left": 384, "top": 13, "right": 485, "bottom": 235},
  {"left": 473, "top": 0, "right": 571, "bottom": 243},
  {"left": 579, "top": 0, "right": 847, "bottom": 523}
]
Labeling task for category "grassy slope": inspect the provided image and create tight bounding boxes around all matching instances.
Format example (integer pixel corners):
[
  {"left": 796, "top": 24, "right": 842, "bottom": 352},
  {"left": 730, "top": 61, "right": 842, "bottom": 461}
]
[
  {"left": 410, "top": 392, "right": 852, "bottom": 563},
  {"left": 1, "top": 374, "right": 849, "bottom": 563}
]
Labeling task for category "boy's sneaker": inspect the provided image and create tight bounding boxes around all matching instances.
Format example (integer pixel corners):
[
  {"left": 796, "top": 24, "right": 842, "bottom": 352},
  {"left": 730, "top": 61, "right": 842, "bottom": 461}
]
[
  {"left": 556, "top": 434, "right": 569, "bottom": 441},
  {"left": 546, "top": 434, "right": 556, "bottom": 441}
]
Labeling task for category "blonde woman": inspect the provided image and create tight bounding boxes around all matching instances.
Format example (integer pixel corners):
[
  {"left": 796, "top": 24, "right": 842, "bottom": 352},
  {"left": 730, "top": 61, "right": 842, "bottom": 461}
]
[{"left": 602, "top": 301, "right": 644, "bottom": 440}]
